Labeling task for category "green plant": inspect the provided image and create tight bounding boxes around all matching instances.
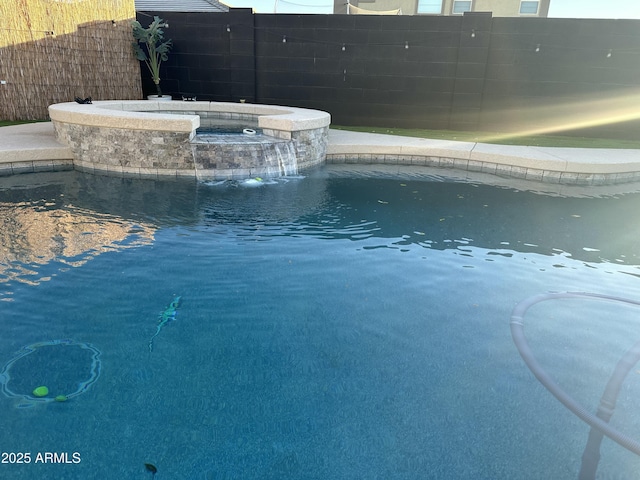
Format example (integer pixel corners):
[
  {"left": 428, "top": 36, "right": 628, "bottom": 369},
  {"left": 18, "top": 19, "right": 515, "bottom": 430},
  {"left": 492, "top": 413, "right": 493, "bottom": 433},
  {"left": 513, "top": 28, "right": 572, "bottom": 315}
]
[{"left": 131, "top": 16, "right": 173, "bottom": 98}]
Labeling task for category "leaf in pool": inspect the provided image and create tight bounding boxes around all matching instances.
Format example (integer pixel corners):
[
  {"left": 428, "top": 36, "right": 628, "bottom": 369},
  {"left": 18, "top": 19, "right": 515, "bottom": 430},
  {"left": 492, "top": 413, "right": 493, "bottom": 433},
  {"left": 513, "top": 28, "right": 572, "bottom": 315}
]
[{"left": 145, "top": 463, "right": 158, "bottom": 475}]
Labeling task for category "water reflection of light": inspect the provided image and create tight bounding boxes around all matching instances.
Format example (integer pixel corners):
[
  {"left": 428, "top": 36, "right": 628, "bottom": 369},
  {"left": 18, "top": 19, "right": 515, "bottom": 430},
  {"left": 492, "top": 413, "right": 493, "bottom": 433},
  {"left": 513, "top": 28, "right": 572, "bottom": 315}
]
[{"left": 0, "top": 202, "right": 155, "bottom": 292}]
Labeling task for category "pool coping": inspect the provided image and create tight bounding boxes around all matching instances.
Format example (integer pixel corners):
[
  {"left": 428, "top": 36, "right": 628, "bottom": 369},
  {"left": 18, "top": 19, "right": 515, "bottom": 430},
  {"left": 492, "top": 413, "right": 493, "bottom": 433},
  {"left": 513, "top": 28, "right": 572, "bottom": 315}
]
[
  {"left": 48, "top": 100, "right": 331, "bottom": 134},
  {"left": 1, "top": 120, "right": 640, "bottom": 185},
  {"left": 326, "top": 130, "right": 640, "bottom": 185}
]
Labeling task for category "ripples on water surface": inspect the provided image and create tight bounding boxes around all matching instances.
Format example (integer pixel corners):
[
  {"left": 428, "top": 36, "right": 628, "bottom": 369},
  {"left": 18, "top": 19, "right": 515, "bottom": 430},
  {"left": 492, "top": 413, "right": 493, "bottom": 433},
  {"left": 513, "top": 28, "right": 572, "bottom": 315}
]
[{"left": 0, "top": 168, "right": 639, "bottom": 479}]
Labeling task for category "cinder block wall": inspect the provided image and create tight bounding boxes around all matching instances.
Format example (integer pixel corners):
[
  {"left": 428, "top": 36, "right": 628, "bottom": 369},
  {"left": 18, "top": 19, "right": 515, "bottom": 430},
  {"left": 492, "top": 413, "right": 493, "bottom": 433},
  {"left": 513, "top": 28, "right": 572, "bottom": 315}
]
[
  {"left": 0, "top": 0, "right": 142, "bottom": 121},
  {"left": 141, "top": 10, "right": 640, "bottom": 139},
  {"left": 143, "top": 9, "right": 255, "bottom": 103},
  {"left": 482, "top": 17, "right": 640, "bottom": 139}
]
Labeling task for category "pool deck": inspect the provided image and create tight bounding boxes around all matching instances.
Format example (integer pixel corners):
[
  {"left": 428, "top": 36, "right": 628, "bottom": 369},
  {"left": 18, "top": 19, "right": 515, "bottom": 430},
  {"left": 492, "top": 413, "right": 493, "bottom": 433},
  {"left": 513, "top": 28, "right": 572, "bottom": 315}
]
[{"left": 1, "top": 121, "right": 640, "bottom": 184}]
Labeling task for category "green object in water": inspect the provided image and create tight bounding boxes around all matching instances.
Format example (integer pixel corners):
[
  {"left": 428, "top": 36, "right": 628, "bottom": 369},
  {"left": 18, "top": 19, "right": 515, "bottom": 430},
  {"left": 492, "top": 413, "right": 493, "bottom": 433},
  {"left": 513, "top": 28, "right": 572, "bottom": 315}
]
[
  {"left": 54, "top": 395, "right": 68, "bottom": 402},
  {"left": 32, "top": 386, "right": 49, "bottom": 397},
  {"left": 148, "top": 295, "right": 182, "bottom": 352}
]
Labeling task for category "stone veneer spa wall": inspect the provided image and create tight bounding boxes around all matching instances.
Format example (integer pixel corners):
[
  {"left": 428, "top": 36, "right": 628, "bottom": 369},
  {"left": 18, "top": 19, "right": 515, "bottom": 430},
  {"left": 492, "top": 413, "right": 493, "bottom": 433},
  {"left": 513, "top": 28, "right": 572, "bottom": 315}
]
[{"left": 48, "top": 101, "right": 331, "bottom": 180}]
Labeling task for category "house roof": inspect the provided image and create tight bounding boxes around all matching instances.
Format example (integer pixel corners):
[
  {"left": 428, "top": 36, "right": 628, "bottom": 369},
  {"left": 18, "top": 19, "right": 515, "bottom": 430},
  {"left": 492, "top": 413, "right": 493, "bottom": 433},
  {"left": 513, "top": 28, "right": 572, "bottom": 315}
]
[{"left": 135, "top": 0, "right": 229, "bottom": 12}]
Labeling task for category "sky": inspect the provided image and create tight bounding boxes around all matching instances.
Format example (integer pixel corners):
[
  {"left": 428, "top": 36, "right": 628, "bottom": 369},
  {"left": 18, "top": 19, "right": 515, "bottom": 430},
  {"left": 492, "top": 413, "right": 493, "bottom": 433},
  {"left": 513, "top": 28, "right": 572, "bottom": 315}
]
[
  {"left": 222, "top": 0, "right": 640, "bottom": 17},
  {"left": 548, "top": 0, "right": 640, "bottom": 19}
]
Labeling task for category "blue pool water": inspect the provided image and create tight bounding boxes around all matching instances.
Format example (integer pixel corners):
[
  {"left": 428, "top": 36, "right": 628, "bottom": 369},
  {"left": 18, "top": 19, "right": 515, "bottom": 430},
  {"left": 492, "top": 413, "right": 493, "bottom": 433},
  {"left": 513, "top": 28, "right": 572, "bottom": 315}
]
[{"left": 0, "top": 167, "right": 639, "bottom": 479}]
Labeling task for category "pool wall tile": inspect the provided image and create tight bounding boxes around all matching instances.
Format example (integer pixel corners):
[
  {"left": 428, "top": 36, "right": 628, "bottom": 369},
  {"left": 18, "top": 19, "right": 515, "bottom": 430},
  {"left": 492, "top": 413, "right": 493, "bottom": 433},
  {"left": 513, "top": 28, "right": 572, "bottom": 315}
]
[
  {"left": 439, "top": 157, "right": 455, "bottom": 169},
  {"left": 452, "top": 159, "right": 469, "bottom": 170},
  {"left": 612, "top": 172, "right": 630, "bottom": 182},
  {"left": 32, "top": 161, "right": 54, "bottom": 173},
  {"left": 51, "top": 160, "right": 74, "bottom": 171},
  {"left": 541, "top": 171, "right": 562, "bottom": 183},
  {"left": 495, "top": 164, "right": 513, "bottom": 177},
  {"left": 591, "top": 174, "right": 608, "bottom": 185},
  {"left": 234, "top": 168, "right": 253, "bottom": 177},
  {"left": 73, "top": 160, "right": 95, "bottom": 174},
  {"left": 212, "top": 169, "right": 234, "bottom": 179},
  {"left": 481, "top": 163, "right": 498, "bottom": 175},
  {"left": 0, "top": 165, "right": 14, "bottom": 176},
  {"left": 559, "top": 172, "right": 579, "bottom": 184},
  {"left": 525, "top": 169, "right": 544, "bottom": 182},
  {"left": 139, "top": 168, "right": 159, "bottom": 179},
  {"left": 576, "top": 173, "right": 596, "bottom": 185},
  {"left": 467, "top": 160, "right": 484, "bottom": 172},
  {"left": 121, "top": 166, "right": 141, "bottom": 177},
  {"left": 0, "top": 159, "right": 74, "bottom": 177},
  {"left": 425, "top": 156, "right": 441, "bottom": 167},
  {"left": 105, "top": 164, "right": 125, "bottom": 176},
  {"left": 614, "top": 172, "right": 639, "bottom": 183},
  {"left": 11, "top": 162, "right": 35, "bottom": 174},
  {"left": 174, "top": 169, "right": 197, "bottom": 178},
  {"left": 509, "top": 166, "right": 528, "bottom": 179}
]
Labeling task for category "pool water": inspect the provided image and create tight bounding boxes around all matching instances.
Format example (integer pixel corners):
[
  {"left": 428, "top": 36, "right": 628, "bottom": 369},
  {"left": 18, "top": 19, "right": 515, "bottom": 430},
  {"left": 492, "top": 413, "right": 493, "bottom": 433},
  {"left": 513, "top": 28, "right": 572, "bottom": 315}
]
[
  {"left": 0, "top": 168, "right": 639, "bottom": 479},
  {"left": 196, "top": 126, "right": 263, "bottom": 135},
  {"left": 196, "top": 117, "right": 261, "bottom": 135}
]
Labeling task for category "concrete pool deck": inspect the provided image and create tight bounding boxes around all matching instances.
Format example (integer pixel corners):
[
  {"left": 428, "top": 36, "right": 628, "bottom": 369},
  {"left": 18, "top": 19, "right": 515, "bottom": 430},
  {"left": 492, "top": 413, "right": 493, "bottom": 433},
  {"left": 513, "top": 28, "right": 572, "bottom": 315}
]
[{"left": 1, "top": 121, "right": 640, "bottom": 185}]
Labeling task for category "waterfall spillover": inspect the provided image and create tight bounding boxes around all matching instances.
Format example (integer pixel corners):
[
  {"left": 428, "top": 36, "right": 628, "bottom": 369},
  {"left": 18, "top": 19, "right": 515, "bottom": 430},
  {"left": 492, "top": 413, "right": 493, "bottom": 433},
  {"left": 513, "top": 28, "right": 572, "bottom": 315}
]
[
  {"left": 262, "top": 142, "right": 298, "bottom": 178},
  {"left": 275, "top": 142, "right": 298, "bottom": 177}
]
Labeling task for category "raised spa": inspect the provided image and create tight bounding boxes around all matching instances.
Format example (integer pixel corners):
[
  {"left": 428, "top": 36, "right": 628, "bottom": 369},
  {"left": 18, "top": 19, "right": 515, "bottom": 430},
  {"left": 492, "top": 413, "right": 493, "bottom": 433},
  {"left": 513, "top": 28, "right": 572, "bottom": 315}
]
[{"left": 48, "top": 100, "right": 331, "bottom": 180}]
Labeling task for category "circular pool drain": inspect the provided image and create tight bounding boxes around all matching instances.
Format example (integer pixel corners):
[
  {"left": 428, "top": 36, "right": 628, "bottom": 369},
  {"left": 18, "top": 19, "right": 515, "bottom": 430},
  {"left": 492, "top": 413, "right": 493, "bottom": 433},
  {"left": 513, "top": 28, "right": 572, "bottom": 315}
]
[{"left": 0, "top": 339, "right": 101, "bottom": 406}]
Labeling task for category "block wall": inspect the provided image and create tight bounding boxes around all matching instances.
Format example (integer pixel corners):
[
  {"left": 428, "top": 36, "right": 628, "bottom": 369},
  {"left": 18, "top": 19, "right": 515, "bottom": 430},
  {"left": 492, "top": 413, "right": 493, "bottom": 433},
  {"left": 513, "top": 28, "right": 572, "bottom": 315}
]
[{"left": 138, "top": 10, "right": 640, "bottom": 139}]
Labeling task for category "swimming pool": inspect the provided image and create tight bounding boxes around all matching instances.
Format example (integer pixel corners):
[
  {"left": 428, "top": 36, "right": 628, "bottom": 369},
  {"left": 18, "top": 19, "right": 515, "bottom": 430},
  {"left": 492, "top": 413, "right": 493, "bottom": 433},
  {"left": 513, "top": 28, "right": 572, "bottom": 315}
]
[{"left": 0, "top": 167, "right": 639, "bottom": 479}]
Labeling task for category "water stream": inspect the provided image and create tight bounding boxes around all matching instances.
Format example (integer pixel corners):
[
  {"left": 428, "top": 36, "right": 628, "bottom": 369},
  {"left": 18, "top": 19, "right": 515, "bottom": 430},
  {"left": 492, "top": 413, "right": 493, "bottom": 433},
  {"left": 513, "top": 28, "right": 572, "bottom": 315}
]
[
  {"left": 263, "top": 142, "right": 298, "bottom": 177},
  {"left": 193, "top": 133, "right": 299, "bottom": 180}
]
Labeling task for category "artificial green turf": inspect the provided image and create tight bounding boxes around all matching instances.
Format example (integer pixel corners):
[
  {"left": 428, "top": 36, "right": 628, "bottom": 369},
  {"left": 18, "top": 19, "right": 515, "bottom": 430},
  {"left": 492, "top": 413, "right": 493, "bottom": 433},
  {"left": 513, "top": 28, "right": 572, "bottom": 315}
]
[
  {"left": 332, "top": 125, "right": 640, "bottom": 149},
  {"left": 0, "top": 120, "right": 41, "bottom": 127}
]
